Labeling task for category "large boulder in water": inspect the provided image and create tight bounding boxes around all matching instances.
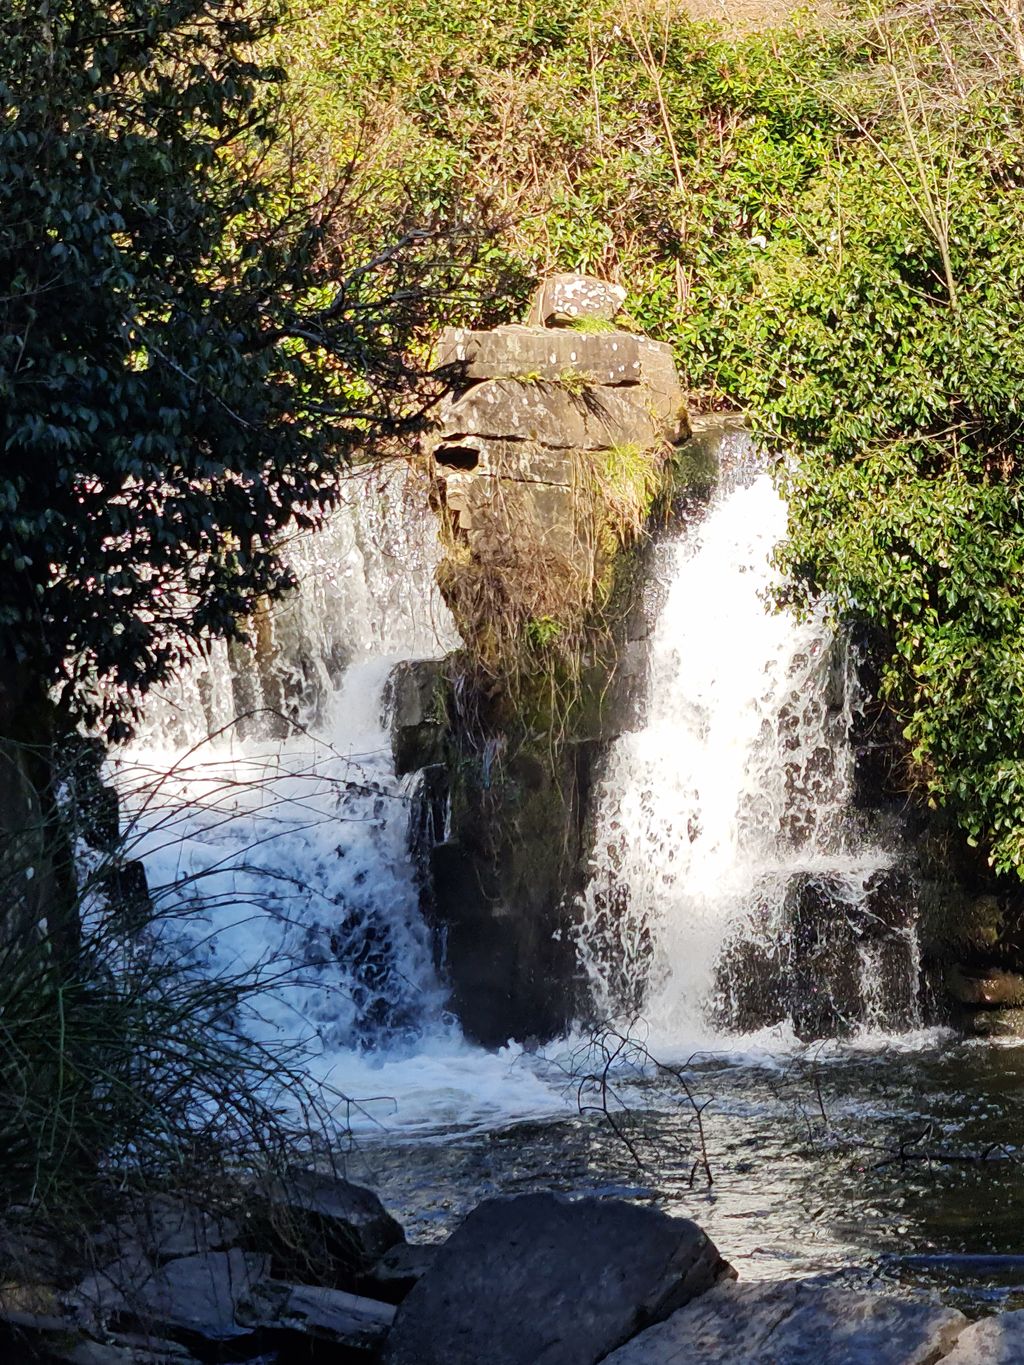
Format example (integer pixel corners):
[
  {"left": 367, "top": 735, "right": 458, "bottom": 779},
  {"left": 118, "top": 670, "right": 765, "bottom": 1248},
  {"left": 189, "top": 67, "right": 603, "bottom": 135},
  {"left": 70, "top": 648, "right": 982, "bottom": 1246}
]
[{"left": 382, "top": 1192, "right": 734, "bottom": 1365}]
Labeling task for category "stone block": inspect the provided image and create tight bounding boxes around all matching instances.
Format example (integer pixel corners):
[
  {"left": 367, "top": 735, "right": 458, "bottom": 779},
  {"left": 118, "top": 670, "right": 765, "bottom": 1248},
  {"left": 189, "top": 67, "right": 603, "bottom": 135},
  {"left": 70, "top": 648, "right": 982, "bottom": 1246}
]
[
  {"left": 443, "top": 474, "right": 587, "bottom": 565},
  {"left": 438, "top": 377, "right": 677, "bottom": 450},
  {"left": 437, "top": 325, "right": 680, "bottom": 396},
  {"left": 434, "top": 437, "right": 577, "bottom": 487},
  {"left": 942, "top": 1308, "right": 1024, "bottom": 1361},
  {"left": 526, "top": 272, "right": 626, "bottom": 327},
  {"left": 601, "top": 1280, "right": 966, "bottom": 1365}
]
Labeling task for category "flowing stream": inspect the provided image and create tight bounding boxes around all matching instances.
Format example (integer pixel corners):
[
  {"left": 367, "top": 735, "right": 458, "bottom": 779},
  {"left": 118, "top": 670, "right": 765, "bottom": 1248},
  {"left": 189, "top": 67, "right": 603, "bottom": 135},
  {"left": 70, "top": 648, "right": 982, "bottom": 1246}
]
[{"left": 116, "top": 443, "right": 1024, "bottom": 1310}]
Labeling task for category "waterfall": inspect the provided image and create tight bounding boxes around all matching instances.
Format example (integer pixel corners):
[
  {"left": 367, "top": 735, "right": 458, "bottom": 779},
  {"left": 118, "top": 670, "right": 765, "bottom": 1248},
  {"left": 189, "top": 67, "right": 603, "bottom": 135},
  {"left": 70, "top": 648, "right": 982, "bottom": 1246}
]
[
  {"left": 578, "top": 438, "right": 921, "bottom": 1049},
  {"left": 116, "top": 464, "right": 461, "bottom": 1067}
]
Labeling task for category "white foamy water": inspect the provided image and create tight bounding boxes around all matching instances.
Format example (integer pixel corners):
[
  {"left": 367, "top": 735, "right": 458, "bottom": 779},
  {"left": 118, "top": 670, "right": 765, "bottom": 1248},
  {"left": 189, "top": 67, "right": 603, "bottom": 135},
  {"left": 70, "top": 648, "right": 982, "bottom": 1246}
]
[
  {"left": 578, "top": 456, "right": 919, "bottom": 1054},
  {"left": 112, "top": 448, "right": 928, "bottom": 1144},
  {"left": 114, "top": 463, "right": 582, "bottom": 1136}
]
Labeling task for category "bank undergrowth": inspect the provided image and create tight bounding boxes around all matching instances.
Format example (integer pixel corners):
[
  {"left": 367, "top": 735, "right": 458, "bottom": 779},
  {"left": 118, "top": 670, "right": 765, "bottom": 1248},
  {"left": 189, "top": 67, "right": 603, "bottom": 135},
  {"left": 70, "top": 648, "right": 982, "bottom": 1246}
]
[{"left": 279, "top": 0, "right": 1024, "bottom": 876}]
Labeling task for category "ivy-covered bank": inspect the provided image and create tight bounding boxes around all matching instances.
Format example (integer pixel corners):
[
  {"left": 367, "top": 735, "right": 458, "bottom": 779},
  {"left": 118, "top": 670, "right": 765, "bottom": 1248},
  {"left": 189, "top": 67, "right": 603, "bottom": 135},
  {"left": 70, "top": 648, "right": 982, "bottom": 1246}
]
[{"left": 284, "top": 0, "right": 1024, "bottom": 878}]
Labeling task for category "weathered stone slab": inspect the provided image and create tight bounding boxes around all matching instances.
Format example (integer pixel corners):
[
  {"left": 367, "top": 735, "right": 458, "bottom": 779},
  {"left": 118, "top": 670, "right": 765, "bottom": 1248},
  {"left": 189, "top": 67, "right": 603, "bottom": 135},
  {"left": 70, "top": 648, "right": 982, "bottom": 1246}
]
[
  {"left": 526, "top": 272, "right": 626, "bottom": 327},
  {"left": 75, "top": 1249, "right": 270, "bottom": 1341},
  {"left": 439, "top": 378, "right": 679, "bottom": 450},
  {"left": 382, "top": 1193, "right": 733, "bottom": 1365},
  {"left": 942, "top": 1309, "right": 1024, "bottom": 1362},
  {"left": 601, "top": 1280, "right": 966, "bottom": 1365},
  {"left": 438, "top": 325, "right": 678, "bottom": 392},
  {"left": 236, "top": 1278, "right": 395, "bottom": 1349}
]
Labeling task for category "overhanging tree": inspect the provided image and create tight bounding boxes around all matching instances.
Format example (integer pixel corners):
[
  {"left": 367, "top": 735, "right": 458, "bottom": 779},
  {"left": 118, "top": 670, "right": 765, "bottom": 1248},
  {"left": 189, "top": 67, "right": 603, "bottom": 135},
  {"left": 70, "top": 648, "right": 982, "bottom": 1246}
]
[{"left": 0, "top": 0, "right": 478, "bottom": 741}]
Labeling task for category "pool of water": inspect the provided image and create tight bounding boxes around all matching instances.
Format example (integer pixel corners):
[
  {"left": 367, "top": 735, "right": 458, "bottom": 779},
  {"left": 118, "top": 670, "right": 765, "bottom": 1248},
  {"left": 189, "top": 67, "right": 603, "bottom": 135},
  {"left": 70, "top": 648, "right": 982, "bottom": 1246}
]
[{"left": 344, "top": 1034, "right": 1024, "bottom": 1316}]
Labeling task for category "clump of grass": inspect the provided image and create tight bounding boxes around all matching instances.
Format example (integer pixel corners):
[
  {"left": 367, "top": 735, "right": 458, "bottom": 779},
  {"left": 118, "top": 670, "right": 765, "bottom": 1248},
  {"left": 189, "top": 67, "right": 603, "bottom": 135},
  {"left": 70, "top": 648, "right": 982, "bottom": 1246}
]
[
  {"left": 557, "top": 366, "right": 594, "bottom": 395},
  {"left": 591, "top": 442, "right": 664, "bottom": 548},
  {"left": 0, "top": 748, "right": 348, "bottom": 1293},
  {"left": 568, "top": 317, "right": 618, "bottom": 335}
]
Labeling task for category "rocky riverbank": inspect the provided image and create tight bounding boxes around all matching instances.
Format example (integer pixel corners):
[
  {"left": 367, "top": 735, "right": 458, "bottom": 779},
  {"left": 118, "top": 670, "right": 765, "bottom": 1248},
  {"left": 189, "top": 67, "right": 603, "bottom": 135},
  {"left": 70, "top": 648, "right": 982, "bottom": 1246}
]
[{"left": 6, "top": 1173, "right": 1024, "bottom": 1364}]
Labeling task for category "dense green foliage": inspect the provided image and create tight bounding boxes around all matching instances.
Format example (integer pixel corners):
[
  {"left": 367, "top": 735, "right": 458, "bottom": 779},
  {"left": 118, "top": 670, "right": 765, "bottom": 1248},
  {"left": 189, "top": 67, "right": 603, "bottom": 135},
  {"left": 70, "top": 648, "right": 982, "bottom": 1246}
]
[
  {"left": 293, "top": 0, "right": 1024, "bottom": 874},
  {"left": 0, "top": 0, "right": 482, "bottom": 738},
  {"left": 751, "top": 18, "right": 1024, "bottom": 875},
  {"left": 3, "top": 0, "right": 1024, "bottom": 869}
]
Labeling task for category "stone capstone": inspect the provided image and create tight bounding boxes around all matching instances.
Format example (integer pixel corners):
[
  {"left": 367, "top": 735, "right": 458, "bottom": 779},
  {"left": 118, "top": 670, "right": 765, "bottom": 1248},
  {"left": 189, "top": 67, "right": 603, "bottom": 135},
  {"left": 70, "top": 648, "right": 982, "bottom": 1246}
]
[
  {"left": 600, "top": 1279, "right": 967, "bottom": 1365},
  {"left": 526, "top": 272, "right": 626, "bottom": 327},
  {"left": 438, "top": 325, "right": 679, "bottom": 397},
  {"left": 382, "top": 1192, "right": 734, "bottom": 1365}
]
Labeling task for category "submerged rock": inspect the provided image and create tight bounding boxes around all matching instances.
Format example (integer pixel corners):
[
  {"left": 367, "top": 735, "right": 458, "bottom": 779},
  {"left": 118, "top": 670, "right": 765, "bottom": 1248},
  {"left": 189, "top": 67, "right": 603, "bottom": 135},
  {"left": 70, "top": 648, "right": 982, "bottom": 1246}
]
[
  {"left": 382, "top": 1192, "right": 734, "bottom": 1365},
  {"left": 601, "top": 1279, "right": 966, "bottom": 1365}
]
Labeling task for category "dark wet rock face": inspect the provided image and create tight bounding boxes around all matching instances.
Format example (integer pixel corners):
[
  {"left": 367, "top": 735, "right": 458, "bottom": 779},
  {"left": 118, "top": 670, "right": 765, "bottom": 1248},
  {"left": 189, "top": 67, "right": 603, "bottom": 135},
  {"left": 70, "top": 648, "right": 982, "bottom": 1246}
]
[{"left": 382, "top": 1192, "right": 734, "bottom": 1365}]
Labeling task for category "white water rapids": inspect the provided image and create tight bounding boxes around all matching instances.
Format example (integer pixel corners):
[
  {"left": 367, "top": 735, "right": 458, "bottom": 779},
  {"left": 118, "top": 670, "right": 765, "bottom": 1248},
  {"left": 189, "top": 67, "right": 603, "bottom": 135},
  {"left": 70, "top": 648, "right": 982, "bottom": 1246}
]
[
  {"left": 114, "top": 443, "right": 925, "bottom": 1141},
  {"left": 577, "top": 450, "right": 920, "bottom": 1051}
]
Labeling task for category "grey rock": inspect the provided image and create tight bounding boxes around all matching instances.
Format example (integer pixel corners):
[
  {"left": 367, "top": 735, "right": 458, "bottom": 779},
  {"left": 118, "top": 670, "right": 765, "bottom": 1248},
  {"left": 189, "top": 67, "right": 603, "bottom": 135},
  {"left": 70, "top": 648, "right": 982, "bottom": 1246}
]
[
  {"left": 438, "top": 378, "right": 677, "bottom": 451},
  {"left": 62, "top": 1334, "right": 202, "bottom": 1364},
  {"left": 249, "top": 1168, "right": 405, "bottom": 1286},
  {"left": 438, "top": 325, "right": 678, "bottom": 392},
  {"left": 237, "top": 1278, "right": 395, "bottom": 1350},
  {"left": 946, "top": 964, "right": 1024, "bottom": 1008},
  {"left": 387, "top": 660, "right": 446, "bottom": 776},
  {"left": 382, "top": 1193, "right": 733, "bottom": 1365},
  {"left": 526, "top": 273, "right": 626, "bottom": 327},
  {"left": 365, "top": 1241, "right": 439, "bottom": 1303},
  {"left": 942, "top": 1309, "right": 1024, "bottom": 1362},
  {"left": 0, "top": 1309, "right": 202, "bottom": 1363},
  {"left": 75, "top": 1248, "right": 269, "bottom": 1341},
  {"left": 102, "top": 1195, "right": 239, "bottom": 1265},
  {"left": 601, "top": 1279, "right": 966, "bottom": 1364}
]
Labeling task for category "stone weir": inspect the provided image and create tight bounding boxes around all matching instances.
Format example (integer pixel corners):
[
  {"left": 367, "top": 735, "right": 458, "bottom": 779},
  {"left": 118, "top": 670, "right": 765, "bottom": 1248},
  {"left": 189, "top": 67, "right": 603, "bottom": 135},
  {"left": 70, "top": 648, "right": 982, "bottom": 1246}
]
[{"left": 392, "top": 274, "right": 697, "bottom": 1047}]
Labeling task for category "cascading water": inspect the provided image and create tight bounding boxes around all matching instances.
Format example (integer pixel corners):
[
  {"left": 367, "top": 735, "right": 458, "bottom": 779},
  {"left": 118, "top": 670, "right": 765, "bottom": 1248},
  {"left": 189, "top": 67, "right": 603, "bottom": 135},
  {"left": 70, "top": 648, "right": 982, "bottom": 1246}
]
[
  {"left": 578, "top": 436, "right": 922, "bottom": 1049},
  {"left": 116, "top": 468, "right": 455, "bottom": 1075},
  {"left": 115, "top": 462, "right": 565, "bottom": 1136}
]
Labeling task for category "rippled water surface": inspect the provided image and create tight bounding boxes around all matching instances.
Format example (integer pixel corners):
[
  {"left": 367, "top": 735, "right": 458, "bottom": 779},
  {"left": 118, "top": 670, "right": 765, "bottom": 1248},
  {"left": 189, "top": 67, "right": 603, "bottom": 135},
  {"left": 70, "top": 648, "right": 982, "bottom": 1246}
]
[{"left": 347, "top": 1038, "right": 1024, "bottom": 1316}]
